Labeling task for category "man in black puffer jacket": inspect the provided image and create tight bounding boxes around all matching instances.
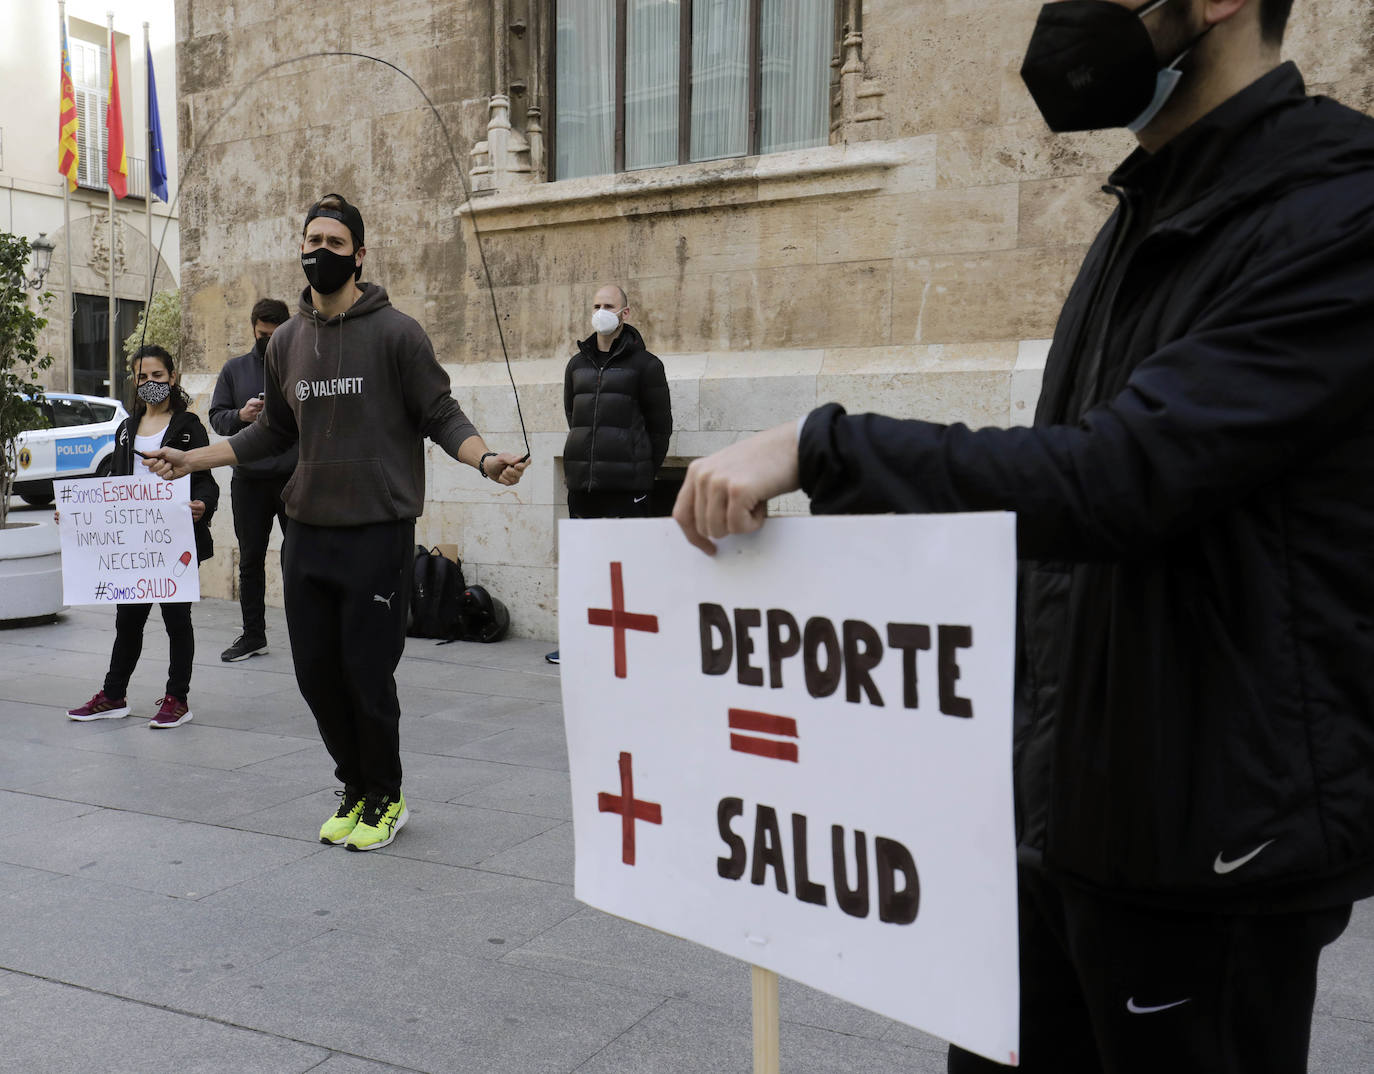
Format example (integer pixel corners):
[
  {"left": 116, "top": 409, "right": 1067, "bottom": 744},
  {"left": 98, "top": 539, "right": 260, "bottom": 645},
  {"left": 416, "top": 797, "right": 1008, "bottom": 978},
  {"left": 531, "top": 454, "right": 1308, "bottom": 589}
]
[
  {"left": 550, "top": 284, "right": 672, "bottom": 664},
  {"left": 672, "top": 1, "right": 1374, "bottom": 1071}
]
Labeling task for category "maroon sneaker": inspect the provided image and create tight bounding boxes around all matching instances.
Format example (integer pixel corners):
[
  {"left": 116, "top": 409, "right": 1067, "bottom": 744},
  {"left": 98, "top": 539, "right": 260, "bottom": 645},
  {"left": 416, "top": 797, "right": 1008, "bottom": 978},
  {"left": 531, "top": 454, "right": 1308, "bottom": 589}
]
[
  {"left": 67, "top": 691, "right": 130, "bottom": 721},
  {"left": 148, "top": 695, "right": 192, "bottom": 729}
]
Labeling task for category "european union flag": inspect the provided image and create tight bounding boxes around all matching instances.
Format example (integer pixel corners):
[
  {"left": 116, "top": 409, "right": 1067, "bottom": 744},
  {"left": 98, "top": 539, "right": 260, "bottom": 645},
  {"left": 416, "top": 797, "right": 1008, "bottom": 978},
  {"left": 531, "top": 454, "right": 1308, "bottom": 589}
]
[{"left": 147, "top": 41, "right": 168, "bottom": 203}]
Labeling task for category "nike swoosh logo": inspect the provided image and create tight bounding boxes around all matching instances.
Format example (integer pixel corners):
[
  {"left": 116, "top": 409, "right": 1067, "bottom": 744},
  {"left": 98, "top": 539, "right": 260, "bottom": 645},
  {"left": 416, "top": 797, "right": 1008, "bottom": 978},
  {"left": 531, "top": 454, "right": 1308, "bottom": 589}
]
[
  {"left": 1126, "top": 997, "right": 1191, "bottom": 1015},
  {"left": 1213, "top": 839, "right": 1275, "bottom": 875},
  {"left": 633, "top": 495, "right": 648, "bottom": 503}
]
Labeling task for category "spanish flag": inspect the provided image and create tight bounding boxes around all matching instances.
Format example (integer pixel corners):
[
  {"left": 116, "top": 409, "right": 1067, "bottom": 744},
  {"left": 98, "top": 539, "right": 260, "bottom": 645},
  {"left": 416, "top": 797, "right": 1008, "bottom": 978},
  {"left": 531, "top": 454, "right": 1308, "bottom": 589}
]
[
  {"left": 106, "top": 30, "right": 128, "bottom": 199},
  {"left": 57, "top": 20, "right": 79, "bottom": 191}
]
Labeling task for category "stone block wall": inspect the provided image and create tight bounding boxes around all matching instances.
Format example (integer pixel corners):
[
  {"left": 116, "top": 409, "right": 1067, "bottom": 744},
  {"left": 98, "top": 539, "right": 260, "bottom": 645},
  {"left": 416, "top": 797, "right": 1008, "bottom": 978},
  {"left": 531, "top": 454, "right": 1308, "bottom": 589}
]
[{"left": 177, "top": 0, "right": 1374, "bottom": 640}]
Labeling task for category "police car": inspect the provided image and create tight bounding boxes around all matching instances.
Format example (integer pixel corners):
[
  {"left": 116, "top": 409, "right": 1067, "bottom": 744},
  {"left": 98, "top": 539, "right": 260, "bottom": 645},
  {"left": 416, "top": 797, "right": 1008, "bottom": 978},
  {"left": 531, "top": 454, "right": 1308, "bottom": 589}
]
[{"left": 12, "top": 393, "right": 128, "bottom": 506}]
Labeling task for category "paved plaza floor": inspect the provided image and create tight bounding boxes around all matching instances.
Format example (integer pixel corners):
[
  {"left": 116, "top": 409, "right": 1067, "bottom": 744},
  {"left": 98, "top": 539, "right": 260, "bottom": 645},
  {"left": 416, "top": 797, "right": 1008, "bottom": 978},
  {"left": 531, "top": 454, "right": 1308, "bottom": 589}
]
[{"left": 0, "top": 511, "right": 1370, "bottom": 1071}]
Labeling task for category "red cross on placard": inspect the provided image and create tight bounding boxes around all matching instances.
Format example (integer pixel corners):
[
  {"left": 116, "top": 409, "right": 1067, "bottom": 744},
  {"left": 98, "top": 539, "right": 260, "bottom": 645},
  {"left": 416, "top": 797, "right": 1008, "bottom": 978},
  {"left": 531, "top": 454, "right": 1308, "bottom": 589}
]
[
  {"left": 597, "top": 751, "right": 662, "bottom": 866},
  {"left": 587, "top": 561, "right": 659, "bottom": 679}
]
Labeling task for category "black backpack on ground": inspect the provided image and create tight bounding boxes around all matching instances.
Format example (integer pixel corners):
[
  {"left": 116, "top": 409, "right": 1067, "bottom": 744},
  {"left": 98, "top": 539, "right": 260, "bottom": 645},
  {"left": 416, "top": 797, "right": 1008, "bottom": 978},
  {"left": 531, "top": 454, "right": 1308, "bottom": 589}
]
[{"left": 407, "top": 545, "right": 467, "bottom": 641}]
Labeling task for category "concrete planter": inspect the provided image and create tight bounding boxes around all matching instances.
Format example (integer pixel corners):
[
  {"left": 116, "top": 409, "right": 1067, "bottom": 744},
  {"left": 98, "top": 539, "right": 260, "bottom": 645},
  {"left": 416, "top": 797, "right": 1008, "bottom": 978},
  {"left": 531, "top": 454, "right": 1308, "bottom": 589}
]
[{"left": 0, "top": 519, "right": 63, "bottom": 624}]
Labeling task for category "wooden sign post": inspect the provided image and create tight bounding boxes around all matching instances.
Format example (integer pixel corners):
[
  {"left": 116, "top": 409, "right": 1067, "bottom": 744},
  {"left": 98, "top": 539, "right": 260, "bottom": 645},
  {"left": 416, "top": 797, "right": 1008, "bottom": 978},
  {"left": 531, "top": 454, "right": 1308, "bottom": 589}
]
[{"left": 753, "top": 966, "right": 780, "bottom": 1074}]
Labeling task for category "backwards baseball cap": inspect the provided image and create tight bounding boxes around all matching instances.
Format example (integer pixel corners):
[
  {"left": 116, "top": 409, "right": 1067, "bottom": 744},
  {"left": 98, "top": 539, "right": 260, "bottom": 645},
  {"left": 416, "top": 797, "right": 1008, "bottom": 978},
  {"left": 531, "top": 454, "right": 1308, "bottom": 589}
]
[{"left": 303, "top": 193, "right": 364, "bottom": 250}]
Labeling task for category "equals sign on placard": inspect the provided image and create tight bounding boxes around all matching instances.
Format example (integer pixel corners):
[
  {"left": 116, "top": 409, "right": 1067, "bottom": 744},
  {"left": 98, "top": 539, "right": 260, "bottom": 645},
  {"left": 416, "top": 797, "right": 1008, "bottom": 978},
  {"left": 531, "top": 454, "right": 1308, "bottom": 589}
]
[{"left": 728, "top": 708, "right": 799, "bottom": 763}]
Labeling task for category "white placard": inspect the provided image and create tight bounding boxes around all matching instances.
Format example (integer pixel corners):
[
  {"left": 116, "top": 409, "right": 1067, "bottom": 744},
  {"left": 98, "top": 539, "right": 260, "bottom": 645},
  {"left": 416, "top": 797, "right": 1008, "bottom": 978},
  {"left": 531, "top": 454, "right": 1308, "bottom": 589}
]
[
  {"left": 560, "top": 514, "right": 1019, "bottom": 1065},
  {"left": 55, "top": 474, "right": 200, "bottom": 605}
]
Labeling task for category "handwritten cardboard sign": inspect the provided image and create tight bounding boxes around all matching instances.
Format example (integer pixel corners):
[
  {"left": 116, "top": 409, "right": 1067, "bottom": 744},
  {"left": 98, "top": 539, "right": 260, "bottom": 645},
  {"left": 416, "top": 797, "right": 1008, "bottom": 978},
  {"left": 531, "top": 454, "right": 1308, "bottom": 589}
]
[
  {"left": 55, "top": 474, "right": 200, "bottom": 605},
  {"left": 559, "top": 514, "right": 1020, "bottom": 1065}
]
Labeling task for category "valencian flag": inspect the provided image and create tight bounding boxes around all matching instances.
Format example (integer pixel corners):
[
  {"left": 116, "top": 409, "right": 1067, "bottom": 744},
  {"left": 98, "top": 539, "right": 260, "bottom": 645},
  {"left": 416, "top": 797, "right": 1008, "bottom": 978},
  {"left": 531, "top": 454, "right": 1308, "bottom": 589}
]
[
  {"left": 146, "top": 40, "right": 168, "bottom": 202},
  {"left": 58, "top": 19, "right": 79, "bottom": 191},
  {"left": 106, "top": 30, "right": 128, "bottom": 198}
]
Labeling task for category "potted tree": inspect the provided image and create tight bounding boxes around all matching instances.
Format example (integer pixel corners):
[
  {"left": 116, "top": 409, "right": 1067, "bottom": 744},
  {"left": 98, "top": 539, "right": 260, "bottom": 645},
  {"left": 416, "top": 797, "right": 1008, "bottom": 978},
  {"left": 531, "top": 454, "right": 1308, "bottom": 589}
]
[{"left": 0, "top": 229, "right": 60, "bottom": 623}]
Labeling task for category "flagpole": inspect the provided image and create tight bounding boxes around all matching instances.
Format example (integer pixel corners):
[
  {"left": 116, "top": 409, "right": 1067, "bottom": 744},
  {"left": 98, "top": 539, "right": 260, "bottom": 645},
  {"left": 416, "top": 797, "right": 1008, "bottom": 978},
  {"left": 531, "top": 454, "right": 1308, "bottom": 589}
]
[
  {"left": 106, "top": 12, "right": 117, "bottom": 400},
  {"left": 59, "top": 0, "right": 74, "bottom": 392},
  {"left": 143, "top": 22, "right": 153, "bottom": 310}
]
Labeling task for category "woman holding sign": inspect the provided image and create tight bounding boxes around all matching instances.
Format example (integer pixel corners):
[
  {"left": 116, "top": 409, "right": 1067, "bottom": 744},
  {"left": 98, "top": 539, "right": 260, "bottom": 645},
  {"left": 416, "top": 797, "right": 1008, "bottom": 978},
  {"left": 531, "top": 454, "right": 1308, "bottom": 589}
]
[{"left": 67, "top": 345, "right": 219, "bottom": 729}]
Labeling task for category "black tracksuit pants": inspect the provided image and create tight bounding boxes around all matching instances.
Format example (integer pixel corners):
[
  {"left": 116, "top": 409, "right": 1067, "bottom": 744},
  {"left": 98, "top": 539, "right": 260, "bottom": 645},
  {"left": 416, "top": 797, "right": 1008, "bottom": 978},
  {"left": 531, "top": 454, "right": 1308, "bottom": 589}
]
[
  {"left": 282, "top": 518, "right": 413, "bottom": 798},
  {"left": 104, "top": 603, "right": 194, "bottom": 702},
  {"left": 230, "top": 473, "right": 288, "bottom": 640},
  {"left": 947, "top": 866, "right": 1352, "bottom": 1074},
  {"left": 567, "top": 488, "right": 651, "bottom": 519}
]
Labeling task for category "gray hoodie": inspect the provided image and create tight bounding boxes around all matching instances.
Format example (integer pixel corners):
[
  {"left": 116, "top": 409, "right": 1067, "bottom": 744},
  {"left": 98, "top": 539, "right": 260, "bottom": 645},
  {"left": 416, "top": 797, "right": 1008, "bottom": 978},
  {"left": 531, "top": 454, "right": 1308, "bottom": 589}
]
[{"left": 230, "top": 284, "right": 478, "bottom": 526}]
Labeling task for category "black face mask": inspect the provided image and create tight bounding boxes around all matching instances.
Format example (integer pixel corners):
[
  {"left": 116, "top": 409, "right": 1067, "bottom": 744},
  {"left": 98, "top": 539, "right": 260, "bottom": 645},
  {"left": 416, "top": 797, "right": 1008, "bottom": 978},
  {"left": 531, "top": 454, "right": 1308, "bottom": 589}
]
[
  {"left": 253, "top": 336, "right": 269, "bottom": 358},
  {"left": 301, "top": 247, "right": 358, "bottom": 295},
  {"left": 1020, "top": 0, "right": 1191, "bottom": 134}
]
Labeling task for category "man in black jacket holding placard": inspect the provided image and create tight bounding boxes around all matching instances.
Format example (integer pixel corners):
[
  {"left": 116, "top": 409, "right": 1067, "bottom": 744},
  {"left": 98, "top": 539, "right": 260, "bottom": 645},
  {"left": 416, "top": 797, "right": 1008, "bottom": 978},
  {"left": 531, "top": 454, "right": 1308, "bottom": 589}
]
[{"left": 673, "top": 1, "right": 1374, "bottom": 1071}]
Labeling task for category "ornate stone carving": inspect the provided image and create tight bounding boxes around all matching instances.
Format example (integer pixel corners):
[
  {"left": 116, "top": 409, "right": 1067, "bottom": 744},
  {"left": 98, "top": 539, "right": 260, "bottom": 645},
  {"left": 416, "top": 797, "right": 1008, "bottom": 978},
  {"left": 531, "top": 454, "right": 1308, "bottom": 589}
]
[
  {"left": 471, "top": 0, "right": 544, "bottom": 193},
  {"left": 831, "top": 0, "right": 886, "bottom": 144}
]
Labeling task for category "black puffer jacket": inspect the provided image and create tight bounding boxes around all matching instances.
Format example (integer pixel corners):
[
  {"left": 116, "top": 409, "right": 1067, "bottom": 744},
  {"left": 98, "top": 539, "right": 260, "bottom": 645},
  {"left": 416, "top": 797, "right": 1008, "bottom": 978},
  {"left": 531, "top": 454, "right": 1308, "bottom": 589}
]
[
  {"left": 798, "top": 64, "right": 1374, "bottom": 909},
  {"left": 112, "top": 410, "right": 219, "bottom": 563},
  {"left": 562, "top": 324, "right": 672, "bottom": 493}
]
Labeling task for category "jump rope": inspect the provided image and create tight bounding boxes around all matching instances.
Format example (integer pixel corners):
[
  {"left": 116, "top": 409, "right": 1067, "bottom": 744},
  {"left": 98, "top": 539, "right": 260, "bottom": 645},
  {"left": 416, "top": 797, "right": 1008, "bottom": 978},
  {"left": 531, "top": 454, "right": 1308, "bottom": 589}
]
[{"left": 137, "top": 51, "right": 532, "bottom": 461}]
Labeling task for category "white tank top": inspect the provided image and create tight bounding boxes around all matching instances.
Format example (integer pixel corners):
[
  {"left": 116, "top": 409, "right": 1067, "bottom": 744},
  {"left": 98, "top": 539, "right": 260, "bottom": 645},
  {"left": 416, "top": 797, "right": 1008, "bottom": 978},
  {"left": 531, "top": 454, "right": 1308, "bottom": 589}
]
[{"left": 134, "top": 430, "right": 165, "bottom": 457}]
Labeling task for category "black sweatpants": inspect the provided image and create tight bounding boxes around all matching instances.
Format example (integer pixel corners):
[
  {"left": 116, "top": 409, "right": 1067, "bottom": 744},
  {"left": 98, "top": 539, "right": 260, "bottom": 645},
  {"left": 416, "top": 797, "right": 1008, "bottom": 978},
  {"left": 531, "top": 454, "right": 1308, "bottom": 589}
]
[
  {"left": 230, "top": 473, "right": 288, "bottom": 639},
  {"left": 282, "top": 518, "right": 414, "bottom": 798},
  {"left": 104, "top": 602, "right": 194, "bottom": 701},
  {"left": 947, "top": 866, "right": 1352, "bottom": 1074},
  {"left": 567, "top": 488, "right": 651, "bottom": 519}
]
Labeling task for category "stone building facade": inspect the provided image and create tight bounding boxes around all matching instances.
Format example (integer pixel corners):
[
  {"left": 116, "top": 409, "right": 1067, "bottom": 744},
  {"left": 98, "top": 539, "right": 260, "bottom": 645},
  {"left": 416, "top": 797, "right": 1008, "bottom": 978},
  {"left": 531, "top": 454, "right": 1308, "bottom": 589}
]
[{"left": 174, "top": 0, "right": 1374, "bottom": 639}]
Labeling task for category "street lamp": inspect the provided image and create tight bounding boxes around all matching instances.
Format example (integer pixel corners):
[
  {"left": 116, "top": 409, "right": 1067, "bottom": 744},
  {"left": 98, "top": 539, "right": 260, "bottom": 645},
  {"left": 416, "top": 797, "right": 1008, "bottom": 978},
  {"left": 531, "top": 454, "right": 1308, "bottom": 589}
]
[{"left": 22, "top": 233, "right": 56, "bottom": 291}]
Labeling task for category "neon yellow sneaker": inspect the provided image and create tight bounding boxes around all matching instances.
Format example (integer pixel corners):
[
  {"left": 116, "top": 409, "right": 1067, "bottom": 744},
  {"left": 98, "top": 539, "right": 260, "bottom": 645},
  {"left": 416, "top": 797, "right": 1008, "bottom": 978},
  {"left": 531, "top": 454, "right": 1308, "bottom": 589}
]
[
  {"left": 344, "top": 791, "right": 408, "bottom": 852},
  {"left": 319, "top": 786, "right": 366, "bottom": 845}
]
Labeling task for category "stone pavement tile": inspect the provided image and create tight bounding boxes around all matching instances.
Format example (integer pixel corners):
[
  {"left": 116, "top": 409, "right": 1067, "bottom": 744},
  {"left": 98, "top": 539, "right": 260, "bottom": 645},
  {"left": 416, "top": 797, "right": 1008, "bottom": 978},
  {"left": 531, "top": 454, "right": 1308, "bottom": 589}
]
[
  {"left": 19, "top": 753, "right": 323, "bottom": 825},
  {"left": 0, "top": 697, "right": 134, "bottom": 745},
  {"left": 181, "top": 927, "right": 663, "bottom": 1074},
  {"left": 406, "top": 636, "right": 557, "bottom": 673},
  {"left": 402, "top": 709, "right": 565, "bottom": 760},
  {"left": 452, "top": 725, "right": 570, "bottom": 772},
  {"left": 412, "top": 662, "right": 564, "bottom": 704},
  {"left": 476, "top": 823, "right": 573, "bottom": 885},
  {"left": 0, "top": 861, "right": 60, "bottom": 893},
  {"left": 191, "top": 691, "right": 319, "bottom": 736},
  {"left": 228, "top": 786, "right": 367, "bottom": 842},
  {"left": 172, "top": 658, "right": 302, "bottom": 699},
  {"left": 61, "top": 718, "right": 319, "bottom": 771},
  {"left": 0, "top": 970, "right": 332, "bottom": 1074},
  {"left": 451, "top": 766, "right": 572, "bottom": 819},
  {"left": 424, "top": 691, "right": 562, "bottom": 724},
  {"left": 570, "top": 995, "right": 947, "bottom": 1074},
  {"left": 0, "top": 881, "right": 331, "bottom": 1003},
  {"left": 0, "top": 738, "right": 110, "bottom": 791},
  {"left": 880, "top": 1017, "right": 973, "bottom": 1054},
  {"left": 1347, "top": 896, "right": 1374, "bottom": 941},
  {"left": 378, "top": 799, "right": 563, "bottom": 869},
  {"left": 500, "top": 906, "right": 896, "bottom": 1039},
  {"left": 0, "top": 670, "right": 119, "bottom": 711},
  {"left": 309, "top": 1059, "right": 420, "bottom": 1074},
  {"left": 396, "top": 684, "right": 488, "bottom": 719},
  {"left": 232, "top": 744, "right": 343, "bottom": 790},
  {"left": 1317, "top": 928, "right": 1374, "bottom": 1021},
  {"left": 398, "top": 751, "right": 535, "bottom": 803},
  {"left": 0, "top": 808, "right": 325, "bottom": 898},
  {"left": 1310, "top": 1012, "right": 1374, "bottom": 1073},
  {"left": 0, "top": 788, "right": 102, "bottom": 828},
  {"left": 198, "top": 847, "right": 580, "bottom": 960},
  {"left": 309, "top": 1058, "right": 421, "bottom": 1074}
]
